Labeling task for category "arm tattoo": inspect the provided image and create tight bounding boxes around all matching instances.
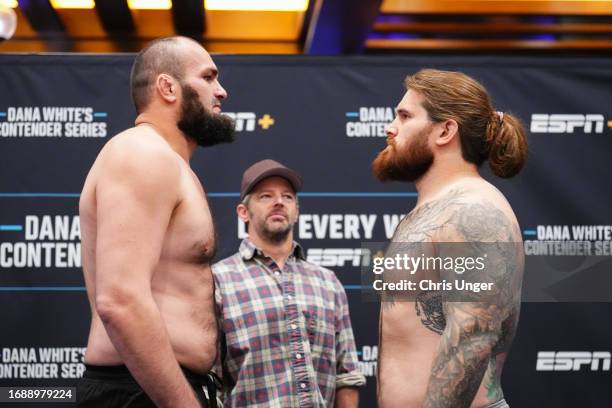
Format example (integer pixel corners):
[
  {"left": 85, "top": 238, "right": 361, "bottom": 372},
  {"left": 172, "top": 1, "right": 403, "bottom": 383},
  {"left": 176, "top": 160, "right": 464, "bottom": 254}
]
[
  {"left": 421, "top": 193, "right": 522, "bottom": 408},
  {"left": 415, "top": 291, "right": 445, "bottom": 334}
]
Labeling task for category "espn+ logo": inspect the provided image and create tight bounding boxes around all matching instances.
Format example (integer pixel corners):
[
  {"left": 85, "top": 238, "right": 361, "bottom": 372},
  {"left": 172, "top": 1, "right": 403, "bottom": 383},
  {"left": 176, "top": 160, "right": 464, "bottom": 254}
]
[
  {"left": 536, "top": 351, "right": 611, "bottom": 372},
  {"left": 222, "top": 112, "right": 275, "bottom": 132}
]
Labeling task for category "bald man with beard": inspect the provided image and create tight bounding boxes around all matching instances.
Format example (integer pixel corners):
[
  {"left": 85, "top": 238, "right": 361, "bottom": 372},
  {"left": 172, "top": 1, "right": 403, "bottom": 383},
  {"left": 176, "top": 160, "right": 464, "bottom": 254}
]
[
  {"left": 77, "top": 37, "right": 235, "bottom": 408},
  {"left": 373, "top": 69, "right": 527, "bottom": 408}
]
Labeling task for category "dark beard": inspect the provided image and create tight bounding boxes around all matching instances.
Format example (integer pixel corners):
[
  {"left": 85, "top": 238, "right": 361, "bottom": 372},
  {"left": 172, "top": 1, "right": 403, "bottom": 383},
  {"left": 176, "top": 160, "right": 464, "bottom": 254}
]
[
  {"left": 261, "top": 225, "right": 292, "bottom": 243},
  {"left": 251, "top": 212, "right": 294, "bottom": 244},
  {"left": 372, "top": 127, "right": 434, "bottom": 182},
  {"left": 177, "top": 84, "right": 235, "bottom": 147}
]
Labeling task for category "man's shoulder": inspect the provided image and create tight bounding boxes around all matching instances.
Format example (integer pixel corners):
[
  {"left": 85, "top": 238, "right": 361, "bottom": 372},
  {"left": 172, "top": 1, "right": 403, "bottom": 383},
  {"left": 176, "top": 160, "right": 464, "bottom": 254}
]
[
  {"left": 106, "top": 127, "right": 176, "bottom": 160},
  {"left": 98, "top": 127, "right": 181, "bottom": 183},
  {"left": 212, "top": 252, "right": 246, "bottom": 276},
  {"left": 394, "top": 180, "right": 519, "bottom": 242},
  {"left": 443, "top": 181, "right": 520, "bottom": 242}
]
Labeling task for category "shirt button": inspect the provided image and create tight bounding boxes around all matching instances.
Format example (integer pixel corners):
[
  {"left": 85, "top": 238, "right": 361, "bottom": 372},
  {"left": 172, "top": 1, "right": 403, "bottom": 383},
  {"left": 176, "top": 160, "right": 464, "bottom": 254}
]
[
  {"left": 300, "top": 383, "right": 307, "bottom": 389},
  {"left": 295, "top": 353, "right": 301, "bottom": 359},
  {"left": 291, "top": 324, "right": 297, "bottom": 330}
]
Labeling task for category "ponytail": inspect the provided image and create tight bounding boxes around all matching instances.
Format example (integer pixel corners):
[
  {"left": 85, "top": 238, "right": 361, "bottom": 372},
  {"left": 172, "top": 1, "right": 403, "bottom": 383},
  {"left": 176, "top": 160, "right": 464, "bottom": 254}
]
[{"left": 487, "top": 112, "right": 528, "bottom": 178}]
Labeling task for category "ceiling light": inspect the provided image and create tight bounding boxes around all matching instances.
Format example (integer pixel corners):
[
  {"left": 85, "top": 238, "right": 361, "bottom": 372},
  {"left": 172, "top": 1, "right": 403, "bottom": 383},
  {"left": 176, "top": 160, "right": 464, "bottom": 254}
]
[
  {"left": 49, "top": 0, "right": 95, "bottom": 9},
  {"left": 205, "top": 0, "right": 308, "bottom": 12},
  {"left": 128, "top": 0, "right": 172, "bottom": 10},
  {"left": 0, "top": 0, "right": 17, "bottom": 8},
  {"left": 0, "top": 6, "right": 16, "bottom": 40}
]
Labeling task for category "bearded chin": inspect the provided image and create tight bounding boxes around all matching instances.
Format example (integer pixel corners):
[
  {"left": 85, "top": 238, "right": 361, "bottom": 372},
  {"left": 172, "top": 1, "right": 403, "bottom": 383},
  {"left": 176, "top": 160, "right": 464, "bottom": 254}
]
[
  {"left": 262, "top": 225, "right": 292, "bottom": 243},
  {"left": 177, "top": 84, "right": 236, "bottom": 147},
  {"left": 254, "top": 220, "right": 293, "bottom": 243},
  {"left": 372, "top": 139, "right": 434, "bottom": 183}
]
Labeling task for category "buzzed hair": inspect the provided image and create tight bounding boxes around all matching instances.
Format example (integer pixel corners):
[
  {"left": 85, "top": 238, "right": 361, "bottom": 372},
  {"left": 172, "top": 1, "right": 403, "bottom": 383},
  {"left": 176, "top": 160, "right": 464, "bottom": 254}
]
[{"left": 130, "top": 36, "right": 200, "bottom": 113}]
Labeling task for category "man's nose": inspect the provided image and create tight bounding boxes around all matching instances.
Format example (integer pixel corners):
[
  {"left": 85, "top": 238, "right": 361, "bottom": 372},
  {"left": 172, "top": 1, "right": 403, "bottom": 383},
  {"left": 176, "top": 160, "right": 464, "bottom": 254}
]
[{"left": 215, "top": 82, "right": 228, "bottom": 100}]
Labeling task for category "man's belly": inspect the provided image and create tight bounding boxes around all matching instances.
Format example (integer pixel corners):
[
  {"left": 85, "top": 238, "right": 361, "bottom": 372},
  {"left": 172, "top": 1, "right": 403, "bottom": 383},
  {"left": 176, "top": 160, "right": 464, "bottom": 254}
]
[
  {"left": 378, "top": 307, "right": 440, "bottom": 408},
  {"left": 85, "top": 292, "right": 217, "bottom": 374}
]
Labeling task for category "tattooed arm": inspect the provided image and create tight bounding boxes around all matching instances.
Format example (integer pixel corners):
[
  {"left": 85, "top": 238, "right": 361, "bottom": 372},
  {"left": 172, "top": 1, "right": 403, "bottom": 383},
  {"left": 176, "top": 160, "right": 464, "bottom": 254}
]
[
  {"left": 423, "top": 200, "right": 521, "bottom": 408},
  {"left": 423, "top": 299, "right": 504, "bottom": 407}
]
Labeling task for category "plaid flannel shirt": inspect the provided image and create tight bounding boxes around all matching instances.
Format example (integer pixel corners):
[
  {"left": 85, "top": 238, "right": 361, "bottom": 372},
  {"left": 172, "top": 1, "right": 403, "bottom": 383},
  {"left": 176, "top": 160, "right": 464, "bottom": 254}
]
[{"left": 213, "top": 238, "right": 365, "bottom": 408}]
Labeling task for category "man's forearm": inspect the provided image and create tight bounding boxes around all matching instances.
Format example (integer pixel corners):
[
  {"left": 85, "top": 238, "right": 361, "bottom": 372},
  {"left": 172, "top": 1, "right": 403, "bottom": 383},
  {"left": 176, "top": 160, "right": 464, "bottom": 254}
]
[
  {"left": 423, "top": 327, "right": 496, "bottom": 408},
  {"left": 335, "top": 386, "right": 359, "bottom": 408},
  {"left": 98, "top": 295, "right": 200, "bottom": 408}
]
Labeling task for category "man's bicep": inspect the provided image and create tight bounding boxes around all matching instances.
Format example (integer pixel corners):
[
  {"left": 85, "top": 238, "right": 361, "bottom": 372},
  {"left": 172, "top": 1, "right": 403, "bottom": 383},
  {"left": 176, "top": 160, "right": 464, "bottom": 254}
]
[
  {"left": 95, "top": 153, "right": 180, "bottom": 294},
  {"left": 441, "top": 202, "right": 523, "bottom": 315}
]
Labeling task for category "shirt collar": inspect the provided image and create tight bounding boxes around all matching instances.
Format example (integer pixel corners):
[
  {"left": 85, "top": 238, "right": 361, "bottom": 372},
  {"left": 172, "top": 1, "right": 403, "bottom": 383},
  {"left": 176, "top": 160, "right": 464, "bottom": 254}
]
[{"left": 239, "top": 237, "right": 305, "bottom": 262}]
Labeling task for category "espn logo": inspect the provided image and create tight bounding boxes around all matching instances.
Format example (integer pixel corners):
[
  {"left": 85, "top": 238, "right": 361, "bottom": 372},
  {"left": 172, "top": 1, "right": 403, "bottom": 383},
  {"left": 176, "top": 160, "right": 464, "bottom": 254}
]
[
  {"left": 536, "top": 351, "right": 611, "bottom": 371},
  {"left": 307, "top": 248, "right": 370, "bottom": 267},
  {"left": 530, "top": 114, "right": 604, "bottom": 134}
]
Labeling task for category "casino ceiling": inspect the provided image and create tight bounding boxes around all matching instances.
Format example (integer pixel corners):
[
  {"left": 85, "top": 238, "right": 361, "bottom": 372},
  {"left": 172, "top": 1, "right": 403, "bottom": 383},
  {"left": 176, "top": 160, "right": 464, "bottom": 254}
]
[{"left": 1, "top": 0, "right": 612, "bottom": 54}]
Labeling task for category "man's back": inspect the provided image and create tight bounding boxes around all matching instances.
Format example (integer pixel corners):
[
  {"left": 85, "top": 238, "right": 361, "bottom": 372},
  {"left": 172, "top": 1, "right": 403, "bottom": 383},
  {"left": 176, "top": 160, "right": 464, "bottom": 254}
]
[
  {"left": 378, "top": 179, "right": 523, "bottom": 408},
  {"left": 80, "top": 125, "right": 218, "bottom": 374}
]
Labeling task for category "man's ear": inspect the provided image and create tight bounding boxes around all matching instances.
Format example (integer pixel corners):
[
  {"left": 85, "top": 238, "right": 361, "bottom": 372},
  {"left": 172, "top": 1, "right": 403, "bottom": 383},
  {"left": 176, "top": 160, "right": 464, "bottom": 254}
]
[
  {"left": 435, "top": 119, "right": 459, "bottom": 147},
  {"left": 292, "top": 205, "right": 300, "bottom": 224},
  {"left": 237, "top": 203, "right": 249, "bottom": 223},
  {"left": 156, "top": 74, "right": 178, "bottom": 103}
]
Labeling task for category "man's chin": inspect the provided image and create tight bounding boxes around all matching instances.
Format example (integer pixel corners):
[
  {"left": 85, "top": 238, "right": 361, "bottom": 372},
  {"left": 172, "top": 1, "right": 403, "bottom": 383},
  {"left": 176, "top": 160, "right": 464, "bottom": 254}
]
[
  {"left": 265, "top": 222, "right": 289, "bottom": 233},
  {"left": 262, "top": 227, "right": 291, "bottom": 243},
  {"left": 372, "top": 150, "right": 395, "bottom": 182}
]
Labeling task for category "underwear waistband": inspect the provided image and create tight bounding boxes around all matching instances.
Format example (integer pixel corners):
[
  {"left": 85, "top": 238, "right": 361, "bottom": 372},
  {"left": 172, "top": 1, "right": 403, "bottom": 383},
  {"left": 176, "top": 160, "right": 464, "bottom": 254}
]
[
  {"left": 83, "top": 364, "right": 210, "bottom": 383},
  {"left": 486, "top": 398, "right": 509, "bottom": 408}
]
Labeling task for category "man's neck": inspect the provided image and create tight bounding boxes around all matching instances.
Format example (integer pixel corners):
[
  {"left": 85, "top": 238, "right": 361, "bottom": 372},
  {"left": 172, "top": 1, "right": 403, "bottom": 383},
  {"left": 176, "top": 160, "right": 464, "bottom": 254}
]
[
  {"left": 414, "top": 151, "right": 480, "bottom": 206},
  {"left": 248, "top": 233, "right": 294, "bottom": 269},
  {"left": 135, "top": 113, "right": 196, "bottom": 162}
]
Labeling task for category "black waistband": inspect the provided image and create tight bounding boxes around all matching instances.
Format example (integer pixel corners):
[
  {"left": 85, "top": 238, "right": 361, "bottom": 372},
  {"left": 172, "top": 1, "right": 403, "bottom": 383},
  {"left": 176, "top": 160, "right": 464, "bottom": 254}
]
[{"left": 83, "top": 364, "right": 210, "bottom": 384}]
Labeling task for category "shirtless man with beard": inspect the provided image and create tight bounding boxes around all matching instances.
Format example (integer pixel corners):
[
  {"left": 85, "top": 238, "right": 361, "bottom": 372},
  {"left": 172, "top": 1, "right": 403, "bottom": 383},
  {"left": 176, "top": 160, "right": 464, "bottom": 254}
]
[
  {"left": 77, "top": 37, "right": 235, "bottom": 407},
  {"left": 372, "top": 69, "right": 527, "bottom": 408}
]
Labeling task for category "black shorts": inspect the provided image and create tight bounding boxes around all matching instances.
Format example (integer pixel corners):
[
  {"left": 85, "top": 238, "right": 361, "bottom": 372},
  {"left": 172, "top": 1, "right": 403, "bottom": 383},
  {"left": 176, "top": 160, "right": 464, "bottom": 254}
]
[{"left": 76, "top": 364, "right": 217, "bottom": 408}]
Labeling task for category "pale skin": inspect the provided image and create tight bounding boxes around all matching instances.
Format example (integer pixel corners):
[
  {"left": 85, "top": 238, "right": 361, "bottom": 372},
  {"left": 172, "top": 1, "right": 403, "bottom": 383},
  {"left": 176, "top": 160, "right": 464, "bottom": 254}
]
[
  {"left": 80, "top": 38, "right": 228, "bottom": 408},
  {"left": 377, "top": 90, "right": 523, "bottom": 408},
  {"left": 236, "top": 177, "right": 359, "bottom": 408}
]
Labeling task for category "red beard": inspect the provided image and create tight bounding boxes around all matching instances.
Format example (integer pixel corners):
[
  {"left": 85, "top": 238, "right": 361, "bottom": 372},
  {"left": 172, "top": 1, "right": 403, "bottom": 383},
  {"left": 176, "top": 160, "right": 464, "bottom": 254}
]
[{"left": 372, "top": 129, "right": 434, "bottom": 183}]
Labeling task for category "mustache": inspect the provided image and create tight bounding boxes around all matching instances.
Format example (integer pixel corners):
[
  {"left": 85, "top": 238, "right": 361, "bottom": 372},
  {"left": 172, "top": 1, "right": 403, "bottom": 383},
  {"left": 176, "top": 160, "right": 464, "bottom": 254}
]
[{"left": 267, "top": 210, "right": 288, "bottom": 219}]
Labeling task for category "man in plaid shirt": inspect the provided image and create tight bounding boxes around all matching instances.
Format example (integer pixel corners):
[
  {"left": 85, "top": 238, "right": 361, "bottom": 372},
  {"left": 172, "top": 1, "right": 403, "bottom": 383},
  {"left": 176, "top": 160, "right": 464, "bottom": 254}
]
[{"left": 213, "top": 159, "right": 365, "bottom": 407}]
